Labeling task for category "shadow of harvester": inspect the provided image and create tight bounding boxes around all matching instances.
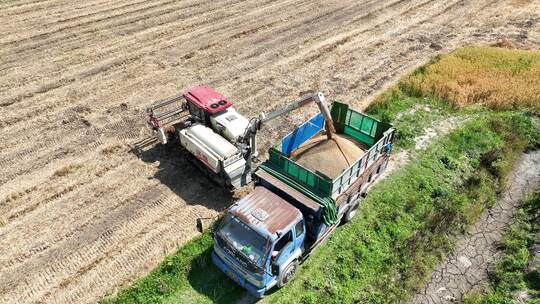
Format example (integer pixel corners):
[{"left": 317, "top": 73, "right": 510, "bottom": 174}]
[{"left": 130, "top": 136, "right": 233, "bottom": 215}]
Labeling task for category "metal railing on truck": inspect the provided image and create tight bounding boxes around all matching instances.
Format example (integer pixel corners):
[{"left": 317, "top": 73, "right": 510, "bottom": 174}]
[{"left": 330, "top": 128, "right": 394, "bottom": 197}]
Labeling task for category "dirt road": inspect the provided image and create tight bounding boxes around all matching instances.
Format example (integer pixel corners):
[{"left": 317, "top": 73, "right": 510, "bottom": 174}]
[
  {"left": 0, "top": 1, "right": 539, "bottom": 303},
  {"left": 413, "top": 150, "right": 540, "bottom": 303}
]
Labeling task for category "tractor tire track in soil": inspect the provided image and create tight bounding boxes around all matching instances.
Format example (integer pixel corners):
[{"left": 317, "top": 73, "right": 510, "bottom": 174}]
[
  {"left": 0, "top": 0, "right": 538, "bottom": 303},
  {"left": 413, "top": 150, "right": 540, "bottom": 304}
]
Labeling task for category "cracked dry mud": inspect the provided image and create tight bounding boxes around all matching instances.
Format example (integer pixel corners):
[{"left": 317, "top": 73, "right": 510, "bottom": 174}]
[
  {"left": 413, "top": 150, "right": 540, "bottom": 304},
  {"left": 1, "top": 0, "right": 539, "bottom": 303}
]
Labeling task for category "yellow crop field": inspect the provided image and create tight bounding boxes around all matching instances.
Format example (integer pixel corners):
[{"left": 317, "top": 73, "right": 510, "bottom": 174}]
[{"left": 403, "top": 47, "right": 540, "bottom": 111}]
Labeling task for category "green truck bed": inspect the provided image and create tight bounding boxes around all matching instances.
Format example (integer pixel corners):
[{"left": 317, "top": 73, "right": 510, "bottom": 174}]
[{"left": 257, "top": 102, "right": 394, "bottom": 224}]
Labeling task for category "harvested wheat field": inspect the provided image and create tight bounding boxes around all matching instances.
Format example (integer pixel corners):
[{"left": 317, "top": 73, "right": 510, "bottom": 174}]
[{"left": 0, "top": 1, "right": 539, "bottom": 303}]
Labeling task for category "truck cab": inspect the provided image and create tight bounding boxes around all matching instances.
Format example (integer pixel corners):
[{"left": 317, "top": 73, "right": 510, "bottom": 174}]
[{"left": 212, "top": 186, "right": 307, "bottom": 297}]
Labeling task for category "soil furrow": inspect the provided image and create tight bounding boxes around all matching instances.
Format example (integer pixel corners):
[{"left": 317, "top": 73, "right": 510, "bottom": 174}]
[
  {"left": 0, "top": 0, "right": 201, "bottom": 49},
  {"left": 0, "top": 0, "right": 537, "bottom": 303},
  {"left": 0, "top": 0, "right": 278, "bottom": 102}
]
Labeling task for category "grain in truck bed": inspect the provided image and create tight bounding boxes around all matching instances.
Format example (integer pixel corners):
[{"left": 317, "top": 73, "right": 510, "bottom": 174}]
[{"left": 290, "top": 133, "right": 367, "bottom": 178}]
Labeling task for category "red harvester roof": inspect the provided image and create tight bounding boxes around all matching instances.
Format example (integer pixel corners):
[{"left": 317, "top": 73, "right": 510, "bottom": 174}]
[{"left": 183, "top": 85, "right": 233, "bottom": 115}]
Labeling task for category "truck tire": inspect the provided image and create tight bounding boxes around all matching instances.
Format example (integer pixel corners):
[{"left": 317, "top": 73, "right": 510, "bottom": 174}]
[
  {"left": 277, "top": 260, "right": 298, "bottom": 288},
  {"left": 343, "top": 199, "right": 361, "bottom": 223}
]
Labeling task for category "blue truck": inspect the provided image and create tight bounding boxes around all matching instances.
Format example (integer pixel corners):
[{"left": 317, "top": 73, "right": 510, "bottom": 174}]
[{"left": 212, "top": 100, "right": 395, "bottom": 297}]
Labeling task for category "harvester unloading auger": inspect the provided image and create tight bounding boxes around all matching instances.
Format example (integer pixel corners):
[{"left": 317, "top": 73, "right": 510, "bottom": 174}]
[{"left": 147, "top": 86, "right": 335, "bottom": 189}]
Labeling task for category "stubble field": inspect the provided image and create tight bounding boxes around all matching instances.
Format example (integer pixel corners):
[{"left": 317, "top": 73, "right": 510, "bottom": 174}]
[{"left": 0, "top": 0, "right": 539, "bottom": 303}]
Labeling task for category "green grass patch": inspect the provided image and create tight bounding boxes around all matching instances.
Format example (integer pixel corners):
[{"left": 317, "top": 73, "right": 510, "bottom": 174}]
[
  {"left": 465, "top": 192, "right": 540, "bottom": 304},
  {"left": 366, "top": 91, "right": 458, "bottom": 150}
]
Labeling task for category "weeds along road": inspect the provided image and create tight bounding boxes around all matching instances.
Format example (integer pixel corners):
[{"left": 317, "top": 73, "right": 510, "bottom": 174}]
[{"left": 0, "top": 1, "right": 539, "bottom": 303}]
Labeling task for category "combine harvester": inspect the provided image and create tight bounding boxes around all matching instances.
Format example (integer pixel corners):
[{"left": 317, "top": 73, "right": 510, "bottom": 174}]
[
  {"left": 147, "top": 85, "right": 334, "bottom": 188},
  {"left": 212, "top": 100, "right": 395, "bottom": 297}
]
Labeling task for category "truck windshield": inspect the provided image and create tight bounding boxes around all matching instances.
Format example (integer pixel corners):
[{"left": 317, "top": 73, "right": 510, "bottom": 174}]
[{"left": 218, "top": 214, "right": 269, "bottom": 268}]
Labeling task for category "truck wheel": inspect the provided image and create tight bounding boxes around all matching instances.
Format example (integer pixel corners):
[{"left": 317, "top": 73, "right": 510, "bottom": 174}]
[
  {"left": 277, "top": 260, "right": 298, "bottom": 288},
  {"left": 343, "top": 200, "right": 360, "bottom": 223}
]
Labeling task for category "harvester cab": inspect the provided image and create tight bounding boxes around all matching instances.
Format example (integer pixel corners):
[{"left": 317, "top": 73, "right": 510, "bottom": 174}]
[{"left": 147, "top": 86, "right": 252, "bottom": 188}]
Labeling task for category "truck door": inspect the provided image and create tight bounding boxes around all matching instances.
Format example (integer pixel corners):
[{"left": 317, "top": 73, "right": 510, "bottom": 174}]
[
  {"left": 271, "top": 231, "right": 294, "bottom": 273},
  {"left": 271, "top": 225, "right": 304, "bottom": 288}
]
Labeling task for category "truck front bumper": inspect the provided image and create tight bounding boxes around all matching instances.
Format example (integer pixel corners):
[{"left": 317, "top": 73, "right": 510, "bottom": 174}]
[{"left": 211, "top": 250, "right": 268, "bottom": 298}]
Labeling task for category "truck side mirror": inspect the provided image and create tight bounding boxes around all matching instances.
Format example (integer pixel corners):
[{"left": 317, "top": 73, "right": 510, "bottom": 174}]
[{"left": 271, "top": 261, "right": 279, "bottom": 276}]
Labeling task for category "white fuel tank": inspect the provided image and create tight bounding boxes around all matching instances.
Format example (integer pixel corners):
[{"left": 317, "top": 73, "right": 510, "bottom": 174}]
[
  {"left": 184, "top": 124, "right": 238, "bottom": 159},
  {"left": 179, "top": 124, "right": 247, "bottom": 184},
  {"left": 180, "top": 125, "right": 240, "bottom": 173}
]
